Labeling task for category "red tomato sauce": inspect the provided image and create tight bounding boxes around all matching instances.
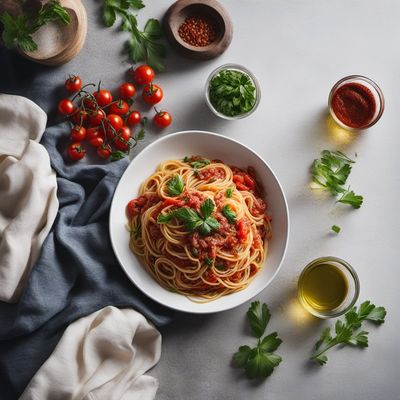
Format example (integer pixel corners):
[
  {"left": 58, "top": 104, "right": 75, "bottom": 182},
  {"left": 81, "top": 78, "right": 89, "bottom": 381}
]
[{"left": 331, "top": 82, "right": 376, "bottom": 128}]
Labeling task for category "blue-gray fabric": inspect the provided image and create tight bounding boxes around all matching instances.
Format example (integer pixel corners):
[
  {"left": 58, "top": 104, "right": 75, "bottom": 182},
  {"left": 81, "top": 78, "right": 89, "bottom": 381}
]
[{"left": 0, "top": 122, "right": 174, "bottom": 399}]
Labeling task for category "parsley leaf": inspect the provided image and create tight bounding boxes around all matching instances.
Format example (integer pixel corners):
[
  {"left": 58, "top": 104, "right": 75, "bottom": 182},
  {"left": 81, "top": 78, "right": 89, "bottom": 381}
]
[
  {"left": 102, "top": 1, "right": 165, "bottom": 71},
  {"left": 226, "top": 187, "right": 234, "bottom": 198},
  {"left": 247, "top": 301, "right": 271, "bottom": 338},
  {"left": 222, "top": 205, "right": 237, "bottom": 224},
  {"left": 310, "top": 301, "right": 386, "bottom": 365},
  {"left": 167, "top": 175, "right": 184, "bottom": 197},
  {"left": 0, "top": 1, "right": 70, "bottom": 52},
  {"left": 157, "top": 199, "right": 220, "bottom": 236},
  {"left": 209, "top": 69, "right": 257, "bottom": 117},
  {"left": 331, "top": 225, "right": 341, "bottom": 234},
  {"left": 311, "top": 150, "right": 363, "bottom": 208},
  {"left": 233, "top": 302, "right": 282, "bottom": 379}
]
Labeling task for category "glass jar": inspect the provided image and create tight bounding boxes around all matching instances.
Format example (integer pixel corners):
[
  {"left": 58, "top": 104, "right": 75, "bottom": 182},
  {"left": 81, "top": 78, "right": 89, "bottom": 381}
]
[
  {"left": 328, "top": 75, "right": 384, "bottom": 130},
  {"left": 205, "top": 63, "right": 261, "bottom": 120},
  {"left": 297, "top": 256, "right": 360, "bottom": 318}
]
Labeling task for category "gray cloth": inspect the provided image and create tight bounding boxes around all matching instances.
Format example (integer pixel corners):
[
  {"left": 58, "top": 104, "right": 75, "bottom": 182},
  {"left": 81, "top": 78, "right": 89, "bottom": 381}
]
[{"left": 0, "top": 122, "right": 174, "bottom": 400}]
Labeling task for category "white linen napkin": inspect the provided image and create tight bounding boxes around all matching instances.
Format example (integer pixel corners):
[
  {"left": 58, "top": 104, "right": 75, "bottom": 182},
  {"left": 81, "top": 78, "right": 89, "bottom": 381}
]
[
  {"left": 0, "top": 94, "right": 58, "bottom": 302},
  {"left": 19, "top": 306, "right": 162, "bottom": 400}
]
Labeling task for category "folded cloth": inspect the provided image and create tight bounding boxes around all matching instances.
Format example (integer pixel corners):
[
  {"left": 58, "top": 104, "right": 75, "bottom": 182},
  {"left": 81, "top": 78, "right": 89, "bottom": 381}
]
[
  {"left": 19, "top": 306, "right": 161, "bottom": 400},
  {"left": 0, "top": 114, "right": 174, "bottom": 399},
  {"left": 0, "top": 94, "right": 58, "bottom": 302}
]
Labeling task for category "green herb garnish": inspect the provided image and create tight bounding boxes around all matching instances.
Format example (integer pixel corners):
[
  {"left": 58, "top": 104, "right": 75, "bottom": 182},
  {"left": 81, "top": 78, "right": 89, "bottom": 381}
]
[
  {"left": 331, "top": 225, "right": 341, "bottom": 234},
  {"left": 233, "top": 301, "right": 282, "bottom": 379},
  {"left": 311, "top": 301, "right": 386, "bottom": 365},
  {"left": 0, "top": 0, "right": 70, "bottom": 52},
  {"left": 204, "top": 256, "right": 213, "bottom": 266},
  {"left": 167, "top": 175, "right": 184, "bottom": 197},
  {"left": 208, "top": 69, "right": 257, "bottom": 117},
  {"left": 222, "top": 205, "right": 237, "bottom": 224},
  {"left": 157, "top": 198, "right": 220, "bottom": 236},
  {"left": 102, "top": 1, "right": 165, "bottom": 71},
  {"left": 311, "top": 150, "right": 363, "bottom": 208},
  {"left": 226, "top": 187, "right": 234, "bottom": 198},
  {"left": 131, "top": 221, "right": 141, "bottom": 240}
]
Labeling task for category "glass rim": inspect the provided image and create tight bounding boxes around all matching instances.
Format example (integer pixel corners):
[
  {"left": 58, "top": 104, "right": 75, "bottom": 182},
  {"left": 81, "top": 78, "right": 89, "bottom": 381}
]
[
  {"left": 297, "top": 256, "right": 360, "bottom": 319},
  {"left": 328, "top": 74, "right": 385, "bottom": 130},
  {"left": 204, "top": 63, "right": 261, "bottom": 120}
]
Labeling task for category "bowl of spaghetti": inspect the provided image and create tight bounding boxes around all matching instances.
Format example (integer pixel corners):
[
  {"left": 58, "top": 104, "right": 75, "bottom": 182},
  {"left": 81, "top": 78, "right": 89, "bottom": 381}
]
[{"left": 109, "top": 131, "right": 289, "bottom": 313}]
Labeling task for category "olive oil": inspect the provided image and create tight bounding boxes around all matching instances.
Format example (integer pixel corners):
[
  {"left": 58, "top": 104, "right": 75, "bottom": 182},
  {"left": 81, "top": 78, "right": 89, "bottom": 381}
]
[{"left": 298, "top": 262, "right": 349, "bottom": 314}]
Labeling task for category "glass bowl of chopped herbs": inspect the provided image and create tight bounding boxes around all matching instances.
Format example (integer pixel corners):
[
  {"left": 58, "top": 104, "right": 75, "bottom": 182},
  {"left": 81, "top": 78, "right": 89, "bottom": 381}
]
[{"left": 205, "top": 63, "right": 261, "bottom": 120}]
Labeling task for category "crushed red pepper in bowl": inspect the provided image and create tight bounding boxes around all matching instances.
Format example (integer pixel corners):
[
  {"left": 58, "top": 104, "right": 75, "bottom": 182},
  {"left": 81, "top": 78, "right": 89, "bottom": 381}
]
[{"left": 178, "top": 15, "right": 217, "bottom": 47}]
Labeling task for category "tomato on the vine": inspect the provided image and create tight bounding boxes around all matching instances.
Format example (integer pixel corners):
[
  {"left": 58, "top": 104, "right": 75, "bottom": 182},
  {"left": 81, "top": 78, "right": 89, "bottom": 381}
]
[
  {"left": 94, "top": 89, "right": 113, "bottom": 107},
  {"left": 83, "top": 96, "right": 97, "bottom": 110},
  {"left": 87, "top": 108, "right": 106, "bottom": 126},
  {"left": 108, "top": 100, "right": 129, "bottom": 116},
  {"left": 58, "top": 99, "right": 75, "bottom": 115},
  {"left": 97, "top": 144, "right": 112, "bottom": 159},
  {"left": 87, "top": 127, "right": 105, "bottom": 148},
  {"left": 106, "top": 114, "right": 124, "bottom": 132},
  {"left": 68, "top": 142, "right": 86, "bottom": 161},
  {"left": 142, "top": 83, "right": 163, "bottom": 105},
  {"left": 153, "top": 110, "right": 172, "bottom": 128},
  {"left": 70, "top": 108, "right": 88, "bottom": 125},
  {"left": 119, "top": 83, "right": 136, "bottom": 99},
  {"left": 70, "top": 125, "right": 86, "bottom": 141},
  {"left": 65, "top": 75, "right": 82, "bottom": 93},
  {"left": 126, "top": 110, "right": 141, "bottom": 126},
  {"left": 132, "top": 65, "right": 155, "bottom": 85},
  {"left": 113, "top": 126, "right": 131, "bottom": 151}
]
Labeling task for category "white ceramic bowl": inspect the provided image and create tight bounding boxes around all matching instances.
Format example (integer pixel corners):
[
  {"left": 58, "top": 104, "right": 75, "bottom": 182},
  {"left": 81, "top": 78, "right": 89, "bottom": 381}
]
[{"left": 109, "top": 131, "right": 289, "bottom": 313}]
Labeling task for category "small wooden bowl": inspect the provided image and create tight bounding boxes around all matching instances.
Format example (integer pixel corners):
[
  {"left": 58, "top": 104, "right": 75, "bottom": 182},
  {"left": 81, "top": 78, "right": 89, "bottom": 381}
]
[
  {"left": 163, "top": 0, "right": 233, "bottom": 60},
  {"left": 21, "top": 0, "right": 87, "bottom": 66}
]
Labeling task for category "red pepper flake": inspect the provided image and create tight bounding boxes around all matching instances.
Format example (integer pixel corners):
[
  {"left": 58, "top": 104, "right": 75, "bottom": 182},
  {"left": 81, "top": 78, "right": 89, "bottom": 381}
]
[{"left": 178, "top": 15, "right": 217, "bottom": 47}]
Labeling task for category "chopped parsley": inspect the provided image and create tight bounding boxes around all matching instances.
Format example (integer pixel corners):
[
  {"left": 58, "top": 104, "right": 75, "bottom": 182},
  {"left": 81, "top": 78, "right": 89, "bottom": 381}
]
[{"left": 331, "top": 225, "right": 341, "bottom": 234}]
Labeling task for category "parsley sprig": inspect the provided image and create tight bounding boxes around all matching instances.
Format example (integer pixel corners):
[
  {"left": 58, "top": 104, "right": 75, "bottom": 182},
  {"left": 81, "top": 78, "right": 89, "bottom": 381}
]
[
  {"left": 157, "top": 198, "right": 220, "bottom": 236},
  {"left": 208, "top": 69, "right": 257, "bottom": 117},
  {"left": 167, "top": 174, "right": 184, "bottom": 197},
  {"left": 0, "top": 0, "right": 70, "bottom": 52},
  {"left": 311, "top": 150, "right": 363, "bottom": 208},
  {"left": 102, "top": 0, "right": 166, "bottom": 71},
  {"left": 233, "top": 301, "right": 283, "bottom": 379},
  {"left": 311, "top": 301, "right": 386, "bottom": 365}
]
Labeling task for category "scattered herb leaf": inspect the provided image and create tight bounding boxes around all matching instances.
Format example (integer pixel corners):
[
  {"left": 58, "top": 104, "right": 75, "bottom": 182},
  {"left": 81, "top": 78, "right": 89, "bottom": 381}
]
[
  {"left": 233, "top": 301, "right": 282, "bottom": 379},
  {"left": 226, "top": 187, "right": 234, "bottom": 198},
  {"left": 222, "top": 205, "right": 237, "bottom": 224},
  {"left": 310, "top": 301, "right": 386, "bottom": 365},
  {"left": 311, "top": 150, "right": 363, "bottom": 208},
  {"left": 167, "top": 175, "right": 184, "bottom": 197},
  {"left": 331, "top": 225, "right": 341, "bottom": 234}
]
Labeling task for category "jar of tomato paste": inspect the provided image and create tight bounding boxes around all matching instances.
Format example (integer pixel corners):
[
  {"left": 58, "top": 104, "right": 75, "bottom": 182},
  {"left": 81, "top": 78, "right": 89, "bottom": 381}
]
[{"left": 328, "top": 75, "right": 384, "bottom": 130}]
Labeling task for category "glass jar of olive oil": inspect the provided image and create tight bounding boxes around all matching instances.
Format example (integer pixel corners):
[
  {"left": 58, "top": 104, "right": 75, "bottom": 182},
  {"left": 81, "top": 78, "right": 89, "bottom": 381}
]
[{"left": 297, "top": 257, "right": 360, "bottom": 318}]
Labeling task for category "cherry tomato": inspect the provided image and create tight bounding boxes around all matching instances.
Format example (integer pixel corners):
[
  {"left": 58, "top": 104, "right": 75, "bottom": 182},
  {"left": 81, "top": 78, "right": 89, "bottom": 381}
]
[
  {"left": 87, "top": 127, "right": 105, "bottom": 148},
  {"left": 119, "top": 82, "right": 136, "bottom": 99},
  {"left": 132, "top": 65, "right": 155, "bottom": 85},
  {"left": 153, "top": 110, "right": 172, "bottom": 128},
  {"left": 94, "top": 89, "right": 113, "bottom": 107},
  {"left": 106, "top": 114, "right": 124, "bottom": 131},
  {"left": 67, "top": 142, "right": 86, "bottom": 161},
  {"left": 142, "top": 83, "right": 163, "bottom": 105},
  {"left": 70, "top": 125, "right": 86, "bottom": 142},
  {"left": 83, "top": 96, "right": 97, "bottom": 110},
  {"left": 87, "top": 108, "right": 106, "bottom": 126},
  {"left": 58, "top": 99, "right": 75, "bottom": 115},
  {"left": 126, "top": 110, "right": 141, "bottom": 126},
  {"left": 65, "top": 75, "right": 82, "bottom": 93},
  {"left": 108, "top": 99, "right": 129, "bottom": 116},
  {"left": 113, "top": 126, "right": 131, "bottom": 151},
  {"left": 70, "top": 108, "right": 88, "bottom": 125},
  {"left": 97, "top": 144, "right": 112, "bottom": 159}
]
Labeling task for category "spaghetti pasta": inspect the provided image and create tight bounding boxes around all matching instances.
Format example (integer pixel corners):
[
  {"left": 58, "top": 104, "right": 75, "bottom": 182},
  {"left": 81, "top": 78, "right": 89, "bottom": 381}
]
[{"left": 126, "top": 156, "right": 272, "bottom": 302}]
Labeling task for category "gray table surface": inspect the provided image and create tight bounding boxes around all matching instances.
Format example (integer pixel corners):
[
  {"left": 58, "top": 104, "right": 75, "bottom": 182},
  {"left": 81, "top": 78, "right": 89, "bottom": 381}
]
[{"left": 8, "top": 0, "right": 400, "bottom": 399}]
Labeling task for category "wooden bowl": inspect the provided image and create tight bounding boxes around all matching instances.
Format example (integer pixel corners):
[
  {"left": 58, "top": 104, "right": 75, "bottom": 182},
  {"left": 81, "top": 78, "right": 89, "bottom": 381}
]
[
  {"left": 21, "top": 0, "right": 87, "bottom": 66},
  {"left": 163, "top": 0, "right": 233, "bottom": 60}
]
